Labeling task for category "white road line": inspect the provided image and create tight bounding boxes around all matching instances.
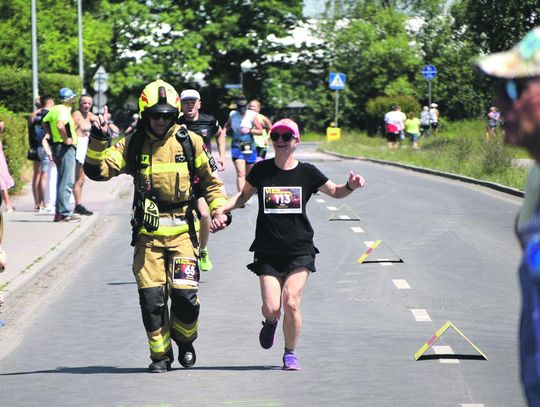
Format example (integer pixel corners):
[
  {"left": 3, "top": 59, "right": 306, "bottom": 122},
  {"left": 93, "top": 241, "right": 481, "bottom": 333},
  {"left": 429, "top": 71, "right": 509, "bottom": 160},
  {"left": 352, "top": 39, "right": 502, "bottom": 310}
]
[
  {"left": 315, "top": 198, "right": 325, "bottom": 203},
  {"left": 460, "top": 404, "right": 484, "bottom": 407},
  {"left": 392, "top": 279, "right": 411, "bottom": 289},
  {"left": 378, "top": 258, "right": 393, "bottom": 267},
  {"left": 432, "top": 345, "right": 459, "bottom": 364},
  {"left": 326, "top": 206, "right": 338, "bottom": 211},
  {"left": 364, "top": 241, "right": 375, "bottom": 247},
  {"left": 339, "top": 215, "right": 350, "bottom": 219},
  {"left": 410, "top": 308, "right": 431, "bottom": 322},
  {"left": 350, "top": 227, "right": 364, "bottom": 233}
]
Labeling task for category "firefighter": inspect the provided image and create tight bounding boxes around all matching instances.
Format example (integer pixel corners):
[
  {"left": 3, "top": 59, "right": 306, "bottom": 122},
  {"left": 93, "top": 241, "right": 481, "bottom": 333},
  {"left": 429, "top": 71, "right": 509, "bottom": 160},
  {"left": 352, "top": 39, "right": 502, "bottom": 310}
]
[{"left": 84, "top": 80, "right": 230, "bottom": 373}]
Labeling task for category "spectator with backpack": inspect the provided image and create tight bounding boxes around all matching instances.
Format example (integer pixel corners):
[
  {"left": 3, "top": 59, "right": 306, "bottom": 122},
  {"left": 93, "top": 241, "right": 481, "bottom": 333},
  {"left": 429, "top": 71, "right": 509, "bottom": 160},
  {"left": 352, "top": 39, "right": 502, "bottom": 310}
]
[
  {"left": 30, "top": 95, "right": 55, "bottom": 213},
  {"left": 27, "top": 97, "right": 43, "bottom": 211}
]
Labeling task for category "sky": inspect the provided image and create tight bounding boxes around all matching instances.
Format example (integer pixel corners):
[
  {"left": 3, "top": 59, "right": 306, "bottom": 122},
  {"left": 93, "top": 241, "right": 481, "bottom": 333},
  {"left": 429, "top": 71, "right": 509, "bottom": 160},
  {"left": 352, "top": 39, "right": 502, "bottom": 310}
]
[{"left": 303, "top": 0, "right": 325, "bottom": 17}]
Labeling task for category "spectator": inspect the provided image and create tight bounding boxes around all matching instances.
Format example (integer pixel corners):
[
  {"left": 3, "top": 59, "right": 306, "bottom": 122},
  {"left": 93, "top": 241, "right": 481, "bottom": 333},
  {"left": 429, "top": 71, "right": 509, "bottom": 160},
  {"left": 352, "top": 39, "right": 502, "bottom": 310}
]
[
  {"left": 384, "top": 105, "right": 402, "bottom": 149},
  {"left": 43, "top": 88, "right": 80, "bottom": 222},
  {"left": 405, "top": 112, "right": 421, "bottom": 149},
  {"left": 430, "top": 103, "right": 440, "bottom": 134},
  {"left": 33, "top": 96, "right": 56, "bottom": 213},
  {"left": 485, "top": 106, "right": 501, "bottom": 139},
  {"left": 72, "top": 94, "right": 97, "bottom": 216},
  {"left": 27, "top": 97, "right": 42, "bottom": 211},
  {"left": 419, "top": 106, "right": 431, "bottom": 137},
  {"left": 0, "top": 121, "right": 15, "bottom": 212},
  {"left": 477, "top": 25, "right": 540, "bottom": 405}
]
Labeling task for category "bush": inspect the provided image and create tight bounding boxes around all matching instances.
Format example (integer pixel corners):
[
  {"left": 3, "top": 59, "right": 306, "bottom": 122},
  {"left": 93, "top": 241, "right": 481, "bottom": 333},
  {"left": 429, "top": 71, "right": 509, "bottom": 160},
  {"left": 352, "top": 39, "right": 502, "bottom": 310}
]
[
  {"left": 0, "top": 67, "right": 81, "bottom": 113},
  {"left": 365, "top": 95, "right": 421, "bottom": 136},
  {"left": 0, "top": 105, "right": 31, "bottom": 193},
  {"left": 482, "top": 138, "right": 513, "bottom": 174}
]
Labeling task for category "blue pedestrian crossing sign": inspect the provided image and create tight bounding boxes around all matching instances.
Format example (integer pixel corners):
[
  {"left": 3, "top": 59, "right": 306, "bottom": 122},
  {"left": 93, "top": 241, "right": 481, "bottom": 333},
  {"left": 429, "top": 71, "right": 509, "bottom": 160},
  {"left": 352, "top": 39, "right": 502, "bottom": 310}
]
[
  {"left": 422, "top": 65, "right": 438, "bottom": 80},
  {"left": 329, "top": 72, "right": 346, "bottom": 90}
]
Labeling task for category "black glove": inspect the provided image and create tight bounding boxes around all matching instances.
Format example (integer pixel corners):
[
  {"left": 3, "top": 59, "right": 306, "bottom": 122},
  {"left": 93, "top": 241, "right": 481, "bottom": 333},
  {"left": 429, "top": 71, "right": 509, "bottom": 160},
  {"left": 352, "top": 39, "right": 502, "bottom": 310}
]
[{"left": 90, "top": 123, "right": 111, "bottom": 141}]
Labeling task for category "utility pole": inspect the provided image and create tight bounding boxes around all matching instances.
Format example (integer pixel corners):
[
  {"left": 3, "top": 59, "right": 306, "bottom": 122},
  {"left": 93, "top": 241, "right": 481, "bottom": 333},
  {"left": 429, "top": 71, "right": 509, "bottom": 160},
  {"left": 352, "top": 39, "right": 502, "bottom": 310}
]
[
  {"left": 77, "top": 0, "right": 85, "bottom": 93},
  {"left": 31, "top": 0, "right": 39, "bottom": 110}
]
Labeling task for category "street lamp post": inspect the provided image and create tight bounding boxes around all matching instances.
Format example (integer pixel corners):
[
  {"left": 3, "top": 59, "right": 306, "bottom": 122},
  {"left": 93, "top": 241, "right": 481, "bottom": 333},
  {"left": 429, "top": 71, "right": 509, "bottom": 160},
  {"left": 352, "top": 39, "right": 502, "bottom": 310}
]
[
  {"left": 31, "top": 0, "right": 38, "bottom": 110},
  {"left": 77, "top": 0, "right": 85, "bottom": 93}
]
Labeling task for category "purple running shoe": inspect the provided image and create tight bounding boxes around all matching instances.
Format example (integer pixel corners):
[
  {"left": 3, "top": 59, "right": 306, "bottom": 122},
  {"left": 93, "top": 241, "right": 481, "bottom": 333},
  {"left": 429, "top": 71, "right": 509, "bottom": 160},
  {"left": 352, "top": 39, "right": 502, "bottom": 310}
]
[{"left": 282, "top": 352, "right": 301, "bottom": 371}]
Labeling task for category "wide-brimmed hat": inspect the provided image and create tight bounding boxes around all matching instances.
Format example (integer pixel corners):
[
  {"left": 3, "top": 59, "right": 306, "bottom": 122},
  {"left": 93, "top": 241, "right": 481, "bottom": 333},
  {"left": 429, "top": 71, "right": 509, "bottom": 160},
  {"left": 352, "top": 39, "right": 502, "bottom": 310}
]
[{"left": 477, "top": 26, "right": 540, "bottom": 78}]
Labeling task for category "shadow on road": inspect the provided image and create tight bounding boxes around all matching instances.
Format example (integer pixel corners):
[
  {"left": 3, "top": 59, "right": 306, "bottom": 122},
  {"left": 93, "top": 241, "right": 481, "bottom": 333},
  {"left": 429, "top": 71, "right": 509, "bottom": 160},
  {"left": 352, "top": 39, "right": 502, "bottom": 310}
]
[{"left": 1, "top": 364, "right": 278, "bottom": 375}]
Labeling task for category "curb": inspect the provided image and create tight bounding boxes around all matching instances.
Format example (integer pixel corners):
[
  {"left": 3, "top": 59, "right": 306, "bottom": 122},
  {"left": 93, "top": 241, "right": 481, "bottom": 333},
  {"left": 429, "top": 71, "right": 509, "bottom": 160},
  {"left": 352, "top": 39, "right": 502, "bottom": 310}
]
[{"left": 320, "top": 149, "right": 525, "bottom": 198}]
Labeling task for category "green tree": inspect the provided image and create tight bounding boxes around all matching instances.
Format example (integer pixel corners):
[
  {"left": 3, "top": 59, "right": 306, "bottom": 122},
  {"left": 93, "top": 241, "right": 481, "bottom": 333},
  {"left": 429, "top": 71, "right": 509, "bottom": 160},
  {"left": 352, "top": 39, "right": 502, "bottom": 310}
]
[{"left": 452, "top": 0, "right": 540, "bottom": 53}]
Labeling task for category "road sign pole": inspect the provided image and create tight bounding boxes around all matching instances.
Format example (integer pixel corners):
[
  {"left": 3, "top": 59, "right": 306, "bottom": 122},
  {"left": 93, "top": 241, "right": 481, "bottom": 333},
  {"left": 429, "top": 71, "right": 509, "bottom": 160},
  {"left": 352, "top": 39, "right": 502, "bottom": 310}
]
[
  {"left": 335, "top": 90, "right": 339, "bottom": 127},
  {"left": 428, "top": 80, "right": 432, "bottom": 128}
]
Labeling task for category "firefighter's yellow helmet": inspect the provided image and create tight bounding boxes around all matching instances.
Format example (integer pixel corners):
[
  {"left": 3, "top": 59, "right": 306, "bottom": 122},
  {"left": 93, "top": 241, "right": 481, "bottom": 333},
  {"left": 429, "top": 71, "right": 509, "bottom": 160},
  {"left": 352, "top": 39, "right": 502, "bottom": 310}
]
[{"left": 138, "top": 80, "right": 180, "bottom": 117}]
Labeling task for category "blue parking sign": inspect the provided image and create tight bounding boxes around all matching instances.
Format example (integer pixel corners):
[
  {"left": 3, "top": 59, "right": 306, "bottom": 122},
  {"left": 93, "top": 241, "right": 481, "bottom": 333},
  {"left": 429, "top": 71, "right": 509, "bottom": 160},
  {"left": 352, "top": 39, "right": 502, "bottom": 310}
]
[{"left": 329, "top": 73, "right": 346, "bottom": 90}]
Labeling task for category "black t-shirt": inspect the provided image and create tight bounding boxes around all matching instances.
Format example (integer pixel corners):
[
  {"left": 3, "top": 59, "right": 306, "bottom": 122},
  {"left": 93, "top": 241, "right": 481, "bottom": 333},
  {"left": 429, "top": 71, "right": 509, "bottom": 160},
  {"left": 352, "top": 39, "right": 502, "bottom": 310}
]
[
  {"left": 178, "top": 113, "right": 219, "bottom": 151},
  {"left": 246, "top": 159, "right": 329, "bottom": 255}
]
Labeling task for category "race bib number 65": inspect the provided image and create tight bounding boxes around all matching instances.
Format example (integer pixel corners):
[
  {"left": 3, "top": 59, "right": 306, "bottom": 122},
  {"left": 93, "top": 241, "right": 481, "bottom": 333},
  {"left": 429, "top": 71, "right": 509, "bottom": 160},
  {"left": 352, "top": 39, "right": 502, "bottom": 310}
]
[
  {"left": 172, "top": 257, "right": 200, "bottom": 287},
  {"left": 263, "top": 186, "right": 302, "bottom": 214}
]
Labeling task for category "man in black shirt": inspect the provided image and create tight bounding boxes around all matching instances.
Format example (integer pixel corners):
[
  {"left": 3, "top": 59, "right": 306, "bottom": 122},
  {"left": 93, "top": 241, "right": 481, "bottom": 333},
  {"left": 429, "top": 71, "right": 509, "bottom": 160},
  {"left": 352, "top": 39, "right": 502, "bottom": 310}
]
[{"left": 178, "top": 89, "right": 226, "bottom": 271}]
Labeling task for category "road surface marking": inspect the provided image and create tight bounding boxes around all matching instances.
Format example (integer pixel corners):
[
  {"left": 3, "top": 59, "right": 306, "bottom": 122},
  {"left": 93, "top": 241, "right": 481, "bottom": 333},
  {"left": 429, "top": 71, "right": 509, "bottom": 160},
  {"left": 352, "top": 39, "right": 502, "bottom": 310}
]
[
  {"left": 433, "top": 345, "right": 459, "bottom": 364},
  {"left": 351, "top": 227, "right": 364, "bottom": 233},
  {"left": 410, "top": 308, "right": 431, "bottom": 321},
  {"left": 327, "top": 206, "right": 338, "bottom": 211},
  {"left": 392, "top": 279, "right": 411, "bottom": 289},
  {"left": 315, "top": 198, "right": 325, "bottom": 203}
]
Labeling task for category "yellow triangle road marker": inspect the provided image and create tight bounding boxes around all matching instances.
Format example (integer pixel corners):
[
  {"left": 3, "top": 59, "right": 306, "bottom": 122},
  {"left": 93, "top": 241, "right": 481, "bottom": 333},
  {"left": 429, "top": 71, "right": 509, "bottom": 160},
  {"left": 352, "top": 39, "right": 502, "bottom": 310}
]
[
  {"left": 357, "top": 240, "right": 382, "bottom": 263},
  {"left": 414, "top": 321, "right": 487, "bottom": 360}
]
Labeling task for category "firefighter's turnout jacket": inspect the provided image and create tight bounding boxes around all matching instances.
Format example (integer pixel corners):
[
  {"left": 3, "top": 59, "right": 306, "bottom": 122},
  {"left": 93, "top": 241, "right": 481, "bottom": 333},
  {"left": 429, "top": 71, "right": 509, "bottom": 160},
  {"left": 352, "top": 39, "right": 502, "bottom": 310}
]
[{"left": 84, "top": 123, "right": 227, "bottom": 247}]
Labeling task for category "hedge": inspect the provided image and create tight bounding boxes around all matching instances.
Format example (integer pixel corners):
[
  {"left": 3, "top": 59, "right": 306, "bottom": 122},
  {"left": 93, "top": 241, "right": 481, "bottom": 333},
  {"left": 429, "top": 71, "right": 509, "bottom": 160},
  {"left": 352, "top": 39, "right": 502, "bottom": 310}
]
[
  {"left": 0, "top": 106, "right": 31, "bottom": 194},
  {"left": 0, "top": 66, "right": 81, "bottom": 113}
]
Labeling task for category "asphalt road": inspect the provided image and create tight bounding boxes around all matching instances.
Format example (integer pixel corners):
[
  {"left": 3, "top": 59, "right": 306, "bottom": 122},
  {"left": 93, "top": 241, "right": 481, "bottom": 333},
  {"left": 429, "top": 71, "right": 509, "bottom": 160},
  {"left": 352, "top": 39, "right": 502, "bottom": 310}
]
[{"left": 0, "top": 143, "right": 526, "bottom": 406}]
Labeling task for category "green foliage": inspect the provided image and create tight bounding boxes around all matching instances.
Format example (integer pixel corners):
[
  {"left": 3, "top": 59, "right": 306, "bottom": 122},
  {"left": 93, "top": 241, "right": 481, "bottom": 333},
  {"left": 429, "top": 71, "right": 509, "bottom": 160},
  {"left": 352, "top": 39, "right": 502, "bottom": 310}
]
[
  {"left": 320, "top": 119, "right": 528, "bottom": 190},
  {"left": 365, "top": 95, "right": 420, "bottom": 135},
  {"left": 0, "top": 106, "right": 31, "bottom": 193},
  {"left": 0, "top": 67, "right": 81, "bottom": 113},
  {"left": 452, "top": 0, "right": 540, "bottom": 53}
]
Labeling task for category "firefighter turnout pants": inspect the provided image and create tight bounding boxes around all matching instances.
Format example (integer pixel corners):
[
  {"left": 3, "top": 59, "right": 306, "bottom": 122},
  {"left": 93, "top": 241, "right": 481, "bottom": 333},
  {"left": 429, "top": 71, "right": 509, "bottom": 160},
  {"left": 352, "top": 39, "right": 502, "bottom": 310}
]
[{"left": 133, "top": 234, "right": 200, "bottom": 363}]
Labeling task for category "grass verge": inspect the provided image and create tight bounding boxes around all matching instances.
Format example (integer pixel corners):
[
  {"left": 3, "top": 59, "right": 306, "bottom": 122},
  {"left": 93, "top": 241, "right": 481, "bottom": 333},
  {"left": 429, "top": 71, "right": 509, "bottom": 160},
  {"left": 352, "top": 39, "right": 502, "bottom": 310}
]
[{"left": 317, "top": 120, "right": 530, "bottom": 191}]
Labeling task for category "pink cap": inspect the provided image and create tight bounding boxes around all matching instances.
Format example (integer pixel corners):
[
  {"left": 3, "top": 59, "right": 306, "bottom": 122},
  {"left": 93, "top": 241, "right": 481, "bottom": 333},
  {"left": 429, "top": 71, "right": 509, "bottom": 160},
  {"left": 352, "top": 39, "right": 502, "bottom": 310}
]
[{"left": 270, "top": 118, "right": 300, "bottom": 141}]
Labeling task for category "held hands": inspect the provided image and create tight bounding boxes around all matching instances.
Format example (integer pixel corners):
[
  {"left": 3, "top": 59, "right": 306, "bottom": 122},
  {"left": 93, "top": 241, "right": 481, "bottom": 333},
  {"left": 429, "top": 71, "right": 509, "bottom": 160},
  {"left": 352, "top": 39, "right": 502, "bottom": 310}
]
[
  {"left": 217, "top": 158, "right": 225, "bottom": 172},
  {"left": 347, "top": 171, "right": 366, "bottom": 191},
  {"left": 210, "top": 208, "right": 229, "bottom": 233}
]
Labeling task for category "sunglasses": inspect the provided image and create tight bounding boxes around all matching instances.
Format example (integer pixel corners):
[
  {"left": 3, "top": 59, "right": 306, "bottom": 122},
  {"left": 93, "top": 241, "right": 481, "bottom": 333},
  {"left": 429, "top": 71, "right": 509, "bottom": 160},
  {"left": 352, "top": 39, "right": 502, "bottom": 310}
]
[
  {"left": 505, "top": 79, "right": 528, "bottom": 103},
  {"left": 270, "top": 131, "right": 294, "bottom": 142},
  {"left": 148, "top": 112, "right": 176, "bottom": 121}
]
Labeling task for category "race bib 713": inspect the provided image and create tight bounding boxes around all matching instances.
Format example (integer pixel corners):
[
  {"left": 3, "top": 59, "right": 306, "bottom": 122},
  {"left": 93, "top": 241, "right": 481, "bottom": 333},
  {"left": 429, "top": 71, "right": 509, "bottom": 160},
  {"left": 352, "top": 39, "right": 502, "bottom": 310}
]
[{"left": 263, "top": 186, "right": 302, "bottom": 214}]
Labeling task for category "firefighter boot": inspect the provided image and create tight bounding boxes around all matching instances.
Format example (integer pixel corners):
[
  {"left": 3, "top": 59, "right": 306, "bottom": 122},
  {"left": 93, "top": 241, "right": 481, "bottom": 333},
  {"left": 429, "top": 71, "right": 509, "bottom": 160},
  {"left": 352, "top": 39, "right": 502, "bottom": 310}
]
[{"left": 179, "top": 343, "right": 196, "bottom": 368}]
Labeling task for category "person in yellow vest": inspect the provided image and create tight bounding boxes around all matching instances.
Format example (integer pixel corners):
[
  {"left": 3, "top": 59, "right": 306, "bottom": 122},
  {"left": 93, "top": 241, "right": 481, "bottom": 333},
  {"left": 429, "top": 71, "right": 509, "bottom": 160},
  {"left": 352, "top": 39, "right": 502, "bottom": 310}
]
[
  {"left": 42, "top": 88, "right": 79, "bottom": 222},
  {"left": 84, "top": 80, "right": 230, "bottom": 373}
]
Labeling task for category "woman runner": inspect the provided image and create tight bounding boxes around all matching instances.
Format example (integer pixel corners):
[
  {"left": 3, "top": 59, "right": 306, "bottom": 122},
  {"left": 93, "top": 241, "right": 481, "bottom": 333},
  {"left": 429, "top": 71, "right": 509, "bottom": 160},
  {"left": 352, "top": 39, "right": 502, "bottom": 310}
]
[{"left": 212, "top": 118, "right": 365, "bottom": 370}]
